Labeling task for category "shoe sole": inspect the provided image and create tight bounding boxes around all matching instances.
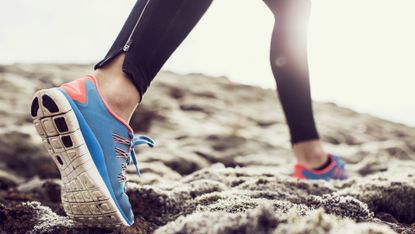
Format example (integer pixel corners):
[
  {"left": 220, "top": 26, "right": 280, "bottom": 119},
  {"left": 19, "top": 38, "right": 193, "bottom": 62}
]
[{"left": 31, "top": 88, "right": 129, "bottom": 228}]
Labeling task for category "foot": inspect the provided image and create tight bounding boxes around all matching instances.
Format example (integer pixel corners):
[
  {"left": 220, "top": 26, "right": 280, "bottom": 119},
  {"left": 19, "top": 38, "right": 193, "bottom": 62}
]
[
  {"left": 293, "top": 154, "right": 347, "bottom": 180},
  {"left": 30, "top": 75, "right": 155, "bottom": 227},
  {"left": 293, "top": 140, "right": 328, "bottom": 169}
]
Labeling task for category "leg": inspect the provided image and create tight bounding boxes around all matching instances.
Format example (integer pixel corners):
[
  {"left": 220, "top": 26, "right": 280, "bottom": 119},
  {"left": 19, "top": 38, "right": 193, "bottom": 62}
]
[
  {"left": 94, "top": 0, "right": 213, "bottom": 122},
  {"left": 31, "top": 0, "right": 213, "bottom": 227},
  {"left": 264, "top": 0, "right": 328, "bottom": 168}
]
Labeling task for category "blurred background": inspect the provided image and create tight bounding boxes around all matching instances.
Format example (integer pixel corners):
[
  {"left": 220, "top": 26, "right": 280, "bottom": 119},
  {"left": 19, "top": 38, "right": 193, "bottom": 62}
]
[
  {"left": 1, "top": 0, "right": 415, "bottom": 126},
  {"left": 2, "top": 1, "right": 415, "bottom": 233}
]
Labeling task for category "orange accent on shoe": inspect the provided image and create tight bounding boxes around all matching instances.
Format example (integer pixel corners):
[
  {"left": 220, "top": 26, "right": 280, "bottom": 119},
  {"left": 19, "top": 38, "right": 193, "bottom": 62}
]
[
  {"left": 60, "top": 76, "right": 91, "bottom": 104},
  {"left": 61, "top": 75, "right": 134, "bottom": 134},
  {"left": 293, "top": 166, "right": 306, "bottom": 179}
]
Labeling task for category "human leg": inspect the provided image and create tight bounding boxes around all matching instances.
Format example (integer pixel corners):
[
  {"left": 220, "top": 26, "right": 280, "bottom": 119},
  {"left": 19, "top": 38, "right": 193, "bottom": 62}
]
[
  {"left": 31, "top": 0, "right": 213, "bottom": 226},
  {"left": 264, "top": 0, "right": 347, "bottom": 180},
  {"left": 95, "top": 0, "right": 213, "bottom": 113},
  {"left": 264, "top": 0, "right": 330, "bottom": 168}
]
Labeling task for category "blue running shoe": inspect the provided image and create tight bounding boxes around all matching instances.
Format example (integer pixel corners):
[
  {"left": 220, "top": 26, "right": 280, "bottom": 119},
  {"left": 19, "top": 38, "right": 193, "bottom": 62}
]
[
  {"left": 293, "top": 154, "right": 347, "bottom": 180},
  {"left": 30, "top": 75, "right": 155, "bottom": 227}
]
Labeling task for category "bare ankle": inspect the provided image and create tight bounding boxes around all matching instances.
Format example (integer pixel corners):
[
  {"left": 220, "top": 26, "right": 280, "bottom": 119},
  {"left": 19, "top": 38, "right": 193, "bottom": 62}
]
[
  {"left": 94, "top": 54, "right": 140, "bottom": 123},
  {"left": 293, "top": 140, "right": 328, "bottom": 169}
]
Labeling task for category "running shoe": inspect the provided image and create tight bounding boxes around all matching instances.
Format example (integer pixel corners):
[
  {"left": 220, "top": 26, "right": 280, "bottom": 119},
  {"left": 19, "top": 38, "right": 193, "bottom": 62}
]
[
  {"left": 30, "top": 75, "right": 154, "bottom": 227},
  {"left": 293, "top": 154, "right": 347, "bottom": 180}
]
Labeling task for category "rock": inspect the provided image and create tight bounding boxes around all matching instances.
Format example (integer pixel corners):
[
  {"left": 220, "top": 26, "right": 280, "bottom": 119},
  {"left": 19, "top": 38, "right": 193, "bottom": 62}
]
[
  {"left": 0, "top": 201, "right": 72, "bottom": 234},
  {"left": 140, "top": 147, "right": 211, "bottom": 176},
  {"left": 1, "top": 64, "right": 415, "bottom": 233},
  {"left": 0, "top": 131, "right": 59, "bottom": 179},
  {"left": 0, "top": 170, "right": 23, "bottom": 190},
  {"left": 155, "top": 206, "right": 395, "bottom": 234},
  {"left": 274, "top": 209, "right": 395, "bottom": 234}
]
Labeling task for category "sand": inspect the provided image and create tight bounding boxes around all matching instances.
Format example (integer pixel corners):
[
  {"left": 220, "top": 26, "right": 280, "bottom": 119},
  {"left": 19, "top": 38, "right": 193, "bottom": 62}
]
[{"left": 0, "top": 64, "right": 414, "bottom": 233}]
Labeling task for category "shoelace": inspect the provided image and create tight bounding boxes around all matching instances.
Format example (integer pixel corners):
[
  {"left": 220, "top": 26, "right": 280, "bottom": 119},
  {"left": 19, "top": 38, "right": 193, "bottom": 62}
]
[
  {"left": 113, "top": 133, "right": 155, "bottom": 182},
  {"left": 129, "top": 134, "right": 155, "bottom": 176}
]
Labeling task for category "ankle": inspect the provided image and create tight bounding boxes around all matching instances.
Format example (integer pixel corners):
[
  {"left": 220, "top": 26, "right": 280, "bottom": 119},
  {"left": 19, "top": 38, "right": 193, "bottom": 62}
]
[
  {"left": 293, "top": 140, "right": 328, "bottom": 169},
  {"left": 93, "top": 54, "right": 140, "bottom": 123},
  {"left": 94, "top": 69, "right": 139, "bottom": 123}
]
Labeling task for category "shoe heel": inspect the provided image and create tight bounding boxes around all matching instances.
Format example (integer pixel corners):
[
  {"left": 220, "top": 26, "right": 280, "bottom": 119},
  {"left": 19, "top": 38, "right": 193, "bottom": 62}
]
[{"left": 31, "top": 88, "right": 127, "bottom": 228}]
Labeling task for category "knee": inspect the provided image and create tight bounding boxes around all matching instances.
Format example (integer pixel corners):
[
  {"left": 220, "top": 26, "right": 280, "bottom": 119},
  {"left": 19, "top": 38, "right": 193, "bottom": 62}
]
[{"left": 264, "top": 0, "right": 311, "bottom": 18}]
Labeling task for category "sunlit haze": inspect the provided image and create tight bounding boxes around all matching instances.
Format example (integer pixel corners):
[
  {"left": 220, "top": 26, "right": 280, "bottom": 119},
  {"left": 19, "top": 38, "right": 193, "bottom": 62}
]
[{"left": 1, "top": 0, "right": 414, "bottom": 126}]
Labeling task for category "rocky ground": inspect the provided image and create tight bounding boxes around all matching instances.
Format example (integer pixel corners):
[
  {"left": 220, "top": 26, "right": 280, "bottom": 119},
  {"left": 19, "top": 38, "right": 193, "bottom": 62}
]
[{"left": 0, "top": 64, "right": 414, "bottom": 234}]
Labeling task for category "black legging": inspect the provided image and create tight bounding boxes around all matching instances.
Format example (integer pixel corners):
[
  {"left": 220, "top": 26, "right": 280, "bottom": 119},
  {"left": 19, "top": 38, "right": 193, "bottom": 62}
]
[{"left": 95, "top": 0, "right": 319, "bottom": 144}]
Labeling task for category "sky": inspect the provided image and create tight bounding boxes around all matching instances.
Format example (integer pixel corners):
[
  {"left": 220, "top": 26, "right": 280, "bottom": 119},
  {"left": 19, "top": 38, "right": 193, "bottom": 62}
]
[{"left": 1, "top": 0, "right": 415, "bottom": 126}]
